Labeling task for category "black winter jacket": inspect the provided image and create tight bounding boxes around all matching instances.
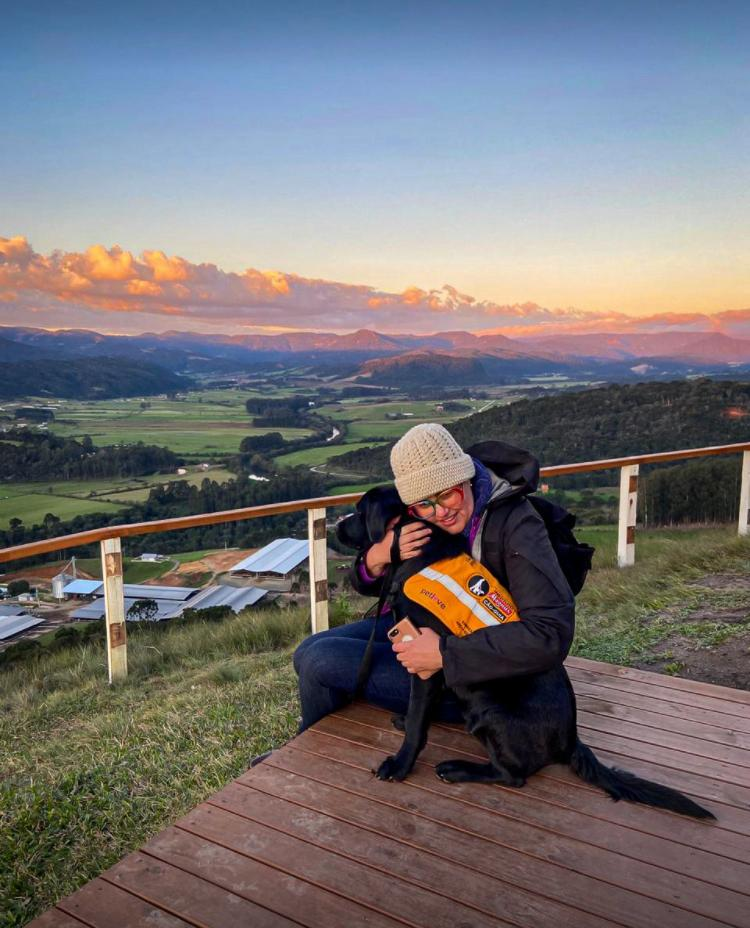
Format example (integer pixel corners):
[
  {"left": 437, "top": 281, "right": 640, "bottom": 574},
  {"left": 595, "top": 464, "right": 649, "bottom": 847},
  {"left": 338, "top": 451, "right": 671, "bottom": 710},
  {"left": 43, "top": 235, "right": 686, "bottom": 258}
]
[{"left": 350, "top": 440, "right": 575, "bottom": 688}]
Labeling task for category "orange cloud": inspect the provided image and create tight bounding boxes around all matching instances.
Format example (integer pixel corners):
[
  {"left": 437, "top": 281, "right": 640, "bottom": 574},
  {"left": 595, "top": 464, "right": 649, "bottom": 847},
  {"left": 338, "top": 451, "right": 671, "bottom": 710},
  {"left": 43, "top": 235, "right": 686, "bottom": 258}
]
[{"left": 0, "top": 234, "right": 744, "bottom": 336}]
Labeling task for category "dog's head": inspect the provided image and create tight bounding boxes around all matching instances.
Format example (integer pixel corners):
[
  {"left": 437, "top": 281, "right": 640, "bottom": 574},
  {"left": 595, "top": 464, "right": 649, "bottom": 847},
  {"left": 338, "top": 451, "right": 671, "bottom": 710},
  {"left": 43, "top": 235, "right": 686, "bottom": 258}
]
[
  {"left": 337, "top": 484, "right": 467, "bottom": 565},
  {"left": 336, "top": 485, "right": 405, "bottom": 551}
]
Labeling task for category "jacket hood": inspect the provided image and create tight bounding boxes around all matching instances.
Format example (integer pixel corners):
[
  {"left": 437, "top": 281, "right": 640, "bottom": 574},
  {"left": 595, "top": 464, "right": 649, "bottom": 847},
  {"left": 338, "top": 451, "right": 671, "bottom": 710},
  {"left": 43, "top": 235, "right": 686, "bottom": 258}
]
[{"left": 466, "top": 440, "right": 540, "bottom": 496}]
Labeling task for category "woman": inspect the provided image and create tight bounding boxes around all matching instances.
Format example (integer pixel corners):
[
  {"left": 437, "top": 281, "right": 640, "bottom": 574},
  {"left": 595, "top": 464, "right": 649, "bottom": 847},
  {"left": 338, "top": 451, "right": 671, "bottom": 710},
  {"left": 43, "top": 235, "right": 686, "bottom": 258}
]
[{"left": 292, "top": 423, "right": 575, "bottom": 732}]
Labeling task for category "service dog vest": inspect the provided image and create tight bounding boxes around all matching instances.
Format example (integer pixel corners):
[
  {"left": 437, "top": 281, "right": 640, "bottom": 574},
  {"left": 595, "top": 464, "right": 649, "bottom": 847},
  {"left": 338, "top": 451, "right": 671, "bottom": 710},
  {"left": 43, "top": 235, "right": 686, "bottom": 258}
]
[{"left": 402, "top": 554, "right": 520, "bottom": 637}]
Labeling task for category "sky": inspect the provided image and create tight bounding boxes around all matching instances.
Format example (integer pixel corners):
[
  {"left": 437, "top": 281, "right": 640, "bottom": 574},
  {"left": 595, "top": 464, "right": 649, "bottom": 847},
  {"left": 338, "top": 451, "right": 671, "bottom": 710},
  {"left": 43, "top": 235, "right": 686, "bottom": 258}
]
[{"left": 1, "top": 0, "right": 748, "bottom": 337}]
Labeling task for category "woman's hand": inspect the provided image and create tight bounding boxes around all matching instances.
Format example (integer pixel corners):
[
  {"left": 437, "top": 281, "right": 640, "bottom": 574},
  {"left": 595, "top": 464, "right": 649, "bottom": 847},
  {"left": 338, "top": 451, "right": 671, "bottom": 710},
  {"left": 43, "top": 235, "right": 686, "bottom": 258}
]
[
  {"left": 398, "top": 521, "right": 431, "bottom": 560},
  {"left": 363, "top": 521, "right": 432, "bottom": 576},
  {"left": 392, "top": 626, "right": 442, "bottom": 678}
]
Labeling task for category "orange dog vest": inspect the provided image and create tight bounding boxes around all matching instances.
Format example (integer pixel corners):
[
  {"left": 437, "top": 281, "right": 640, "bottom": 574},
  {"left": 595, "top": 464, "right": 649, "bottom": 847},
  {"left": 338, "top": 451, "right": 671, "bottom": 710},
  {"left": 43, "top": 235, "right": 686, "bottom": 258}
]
[{"left": 403, "top": 554, "right": 520, "bottom": 637}]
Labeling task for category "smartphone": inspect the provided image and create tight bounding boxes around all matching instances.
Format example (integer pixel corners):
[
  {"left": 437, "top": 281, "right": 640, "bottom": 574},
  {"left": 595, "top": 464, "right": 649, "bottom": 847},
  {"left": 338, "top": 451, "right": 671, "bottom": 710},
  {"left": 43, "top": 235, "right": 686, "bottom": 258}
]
[{"left": 388, "top": 618, "right": 420, "bottom": 644}]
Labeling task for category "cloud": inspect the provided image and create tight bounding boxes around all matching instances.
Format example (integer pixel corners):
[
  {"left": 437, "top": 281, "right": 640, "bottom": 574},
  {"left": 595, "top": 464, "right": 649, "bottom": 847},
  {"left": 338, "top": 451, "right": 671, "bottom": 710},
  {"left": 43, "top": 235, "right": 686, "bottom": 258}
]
[{"left": 0, "top": 234, "right": 744, "bottom": 336}]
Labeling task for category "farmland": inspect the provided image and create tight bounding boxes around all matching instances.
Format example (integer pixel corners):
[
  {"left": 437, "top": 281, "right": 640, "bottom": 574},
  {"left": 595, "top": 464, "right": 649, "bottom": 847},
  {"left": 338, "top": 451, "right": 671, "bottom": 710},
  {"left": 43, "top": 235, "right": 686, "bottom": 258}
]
[
  {"left": 2, "top": 381, "right": 499, "bottom": 529},
  {"left": 0, "top": 467, "right": 235, "bottom": 529},
  {"left": 42, "top": 391, "right": 315, "bottom": 459}
]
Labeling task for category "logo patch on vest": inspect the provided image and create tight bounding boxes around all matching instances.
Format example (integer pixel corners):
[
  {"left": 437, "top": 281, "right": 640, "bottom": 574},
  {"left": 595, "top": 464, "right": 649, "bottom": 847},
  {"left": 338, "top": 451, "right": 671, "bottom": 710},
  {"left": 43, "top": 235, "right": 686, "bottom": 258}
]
[{"left": 467, "top": 575, "right": 490, "bottom": 597}]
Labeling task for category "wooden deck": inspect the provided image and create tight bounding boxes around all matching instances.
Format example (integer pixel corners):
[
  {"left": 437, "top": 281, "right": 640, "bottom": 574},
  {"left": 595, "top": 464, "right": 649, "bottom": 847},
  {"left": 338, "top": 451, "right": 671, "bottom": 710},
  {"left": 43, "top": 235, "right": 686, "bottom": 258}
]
[{"left": 28, "top": 656, "right": 750, "bottom": 928}]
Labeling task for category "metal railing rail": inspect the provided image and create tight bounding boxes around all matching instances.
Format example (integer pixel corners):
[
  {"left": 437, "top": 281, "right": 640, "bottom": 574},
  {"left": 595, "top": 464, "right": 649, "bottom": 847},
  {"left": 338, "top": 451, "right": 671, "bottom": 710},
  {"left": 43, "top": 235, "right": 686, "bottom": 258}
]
[{"left": 2, "top": 442, "right": 748, "bottom": 683}]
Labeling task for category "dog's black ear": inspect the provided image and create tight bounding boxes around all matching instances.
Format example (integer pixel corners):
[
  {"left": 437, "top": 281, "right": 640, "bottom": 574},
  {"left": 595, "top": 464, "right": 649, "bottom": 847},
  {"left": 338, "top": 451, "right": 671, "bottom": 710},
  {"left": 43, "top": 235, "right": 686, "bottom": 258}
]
[
  {"left": 363, "top": 486, "right": 403, "bottom": 544},
  {"left": 335, "top": 513, "right": 369, "bottom": 550}
]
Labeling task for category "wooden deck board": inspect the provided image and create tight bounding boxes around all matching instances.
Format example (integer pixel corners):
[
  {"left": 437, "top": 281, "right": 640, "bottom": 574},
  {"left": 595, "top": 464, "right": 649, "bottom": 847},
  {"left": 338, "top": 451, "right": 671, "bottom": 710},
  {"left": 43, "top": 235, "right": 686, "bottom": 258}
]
[{"left": 26, "top": 659, "right": 750, "bottom": 928}]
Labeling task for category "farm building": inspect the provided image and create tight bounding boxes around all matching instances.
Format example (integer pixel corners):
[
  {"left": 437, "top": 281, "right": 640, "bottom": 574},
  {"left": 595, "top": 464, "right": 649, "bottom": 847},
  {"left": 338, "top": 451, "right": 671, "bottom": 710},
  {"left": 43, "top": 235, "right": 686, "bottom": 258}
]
[
  {"left": 138, "top": 553, "right": 168, "bottom": 562},
  {"left": 178, "top": 585, "right": 270, "bottom": 613},
  {"left": 230, "top": 538, "right": 310, "bottom": 582},
  {"left": 61, "top": 579, "right": 105, "bottom": 599},
  {"left": 0, "top": 607, "right": 43, "bottom": 642},
  {"left": 68, "top": 582, "right": 269, "bottom": 622}
]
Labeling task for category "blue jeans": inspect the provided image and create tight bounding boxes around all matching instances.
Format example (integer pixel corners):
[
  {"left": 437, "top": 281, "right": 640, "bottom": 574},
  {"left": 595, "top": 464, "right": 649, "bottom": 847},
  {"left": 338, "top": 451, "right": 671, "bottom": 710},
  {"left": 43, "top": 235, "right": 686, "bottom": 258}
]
[{"left": 293, "top": 615, "right": 464, "bottom": 732}]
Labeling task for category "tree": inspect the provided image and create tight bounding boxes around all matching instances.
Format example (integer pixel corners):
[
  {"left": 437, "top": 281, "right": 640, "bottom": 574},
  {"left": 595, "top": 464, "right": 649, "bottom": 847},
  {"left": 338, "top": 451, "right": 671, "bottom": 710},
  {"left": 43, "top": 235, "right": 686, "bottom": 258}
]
[
  {"left": 7, "top": 579, "right": 30, "bottom": 596},
  {"left": 127, "top": 598, "right": 158, "bottom": 622}
]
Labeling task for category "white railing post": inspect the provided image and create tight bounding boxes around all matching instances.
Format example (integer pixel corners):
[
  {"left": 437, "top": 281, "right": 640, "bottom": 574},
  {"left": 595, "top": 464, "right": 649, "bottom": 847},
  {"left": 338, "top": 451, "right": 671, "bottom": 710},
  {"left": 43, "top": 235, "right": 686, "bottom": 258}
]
[
  {"left": 617, "top": 464, "right": 639, "bottom": 567},
  {"left": 307, "top": 507, "right": 329, "bottom": 634},
  {"left": 101, "top": 536, "right": 128, "bottom": 683},
  {"left": 739, "top": 451, "right": 750, "bottom": 537}
]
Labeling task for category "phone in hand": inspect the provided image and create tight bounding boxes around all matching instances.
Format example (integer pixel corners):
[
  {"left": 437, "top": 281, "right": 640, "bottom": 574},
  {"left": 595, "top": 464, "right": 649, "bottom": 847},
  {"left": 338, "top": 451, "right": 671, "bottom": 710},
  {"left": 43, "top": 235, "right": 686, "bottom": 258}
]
[{"left": 388, "top": 618, "right": 420, "bottom": 644}]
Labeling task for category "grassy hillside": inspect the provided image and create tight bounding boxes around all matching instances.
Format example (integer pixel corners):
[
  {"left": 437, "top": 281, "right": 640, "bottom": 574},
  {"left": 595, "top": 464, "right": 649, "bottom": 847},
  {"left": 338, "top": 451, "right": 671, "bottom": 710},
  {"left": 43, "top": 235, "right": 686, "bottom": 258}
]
[{"left": 2, "top": 525, "right": 750, "bottom": 926}]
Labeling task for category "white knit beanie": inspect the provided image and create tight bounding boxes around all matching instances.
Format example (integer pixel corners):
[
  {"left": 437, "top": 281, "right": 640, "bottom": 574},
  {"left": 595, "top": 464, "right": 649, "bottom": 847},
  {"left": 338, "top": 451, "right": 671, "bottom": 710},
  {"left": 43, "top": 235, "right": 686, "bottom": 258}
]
[{"left": 390, "top": 423, "right": 475, "bottom": 505}]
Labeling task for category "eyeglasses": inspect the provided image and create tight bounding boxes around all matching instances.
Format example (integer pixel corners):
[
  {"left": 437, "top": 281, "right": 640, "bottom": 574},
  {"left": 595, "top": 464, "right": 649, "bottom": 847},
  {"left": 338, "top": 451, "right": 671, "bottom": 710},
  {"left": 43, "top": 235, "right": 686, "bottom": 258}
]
[{"left": 410, "top": 485, "right": 465, "bottom": 518}]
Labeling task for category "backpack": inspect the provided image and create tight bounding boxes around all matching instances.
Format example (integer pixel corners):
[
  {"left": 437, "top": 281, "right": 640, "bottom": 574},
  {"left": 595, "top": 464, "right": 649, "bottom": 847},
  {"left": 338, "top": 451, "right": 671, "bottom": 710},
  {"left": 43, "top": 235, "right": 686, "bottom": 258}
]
[{"left": 484, "top": 495, "right": 595, "bottom": 596}]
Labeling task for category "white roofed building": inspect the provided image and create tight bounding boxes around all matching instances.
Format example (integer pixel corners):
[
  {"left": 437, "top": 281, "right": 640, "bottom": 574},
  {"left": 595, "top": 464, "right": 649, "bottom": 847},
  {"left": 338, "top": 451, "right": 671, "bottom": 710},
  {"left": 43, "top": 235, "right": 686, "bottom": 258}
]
[{"left": 229, "top": 538, "right": 309, "bottom": 591}]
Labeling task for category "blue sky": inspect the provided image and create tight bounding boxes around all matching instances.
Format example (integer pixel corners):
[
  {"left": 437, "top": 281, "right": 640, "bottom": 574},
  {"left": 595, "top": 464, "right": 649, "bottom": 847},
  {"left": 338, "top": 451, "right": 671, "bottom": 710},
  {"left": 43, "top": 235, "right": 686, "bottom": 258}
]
[{"left": 1, "top": 1, "right": 748, "bottom": 332}]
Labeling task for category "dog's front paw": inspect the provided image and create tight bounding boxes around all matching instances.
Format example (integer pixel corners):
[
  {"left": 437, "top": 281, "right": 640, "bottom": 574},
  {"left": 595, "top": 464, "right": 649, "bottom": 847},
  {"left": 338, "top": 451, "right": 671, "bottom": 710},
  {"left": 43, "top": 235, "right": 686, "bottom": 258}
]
[{"left": 375, "top": 755, "right": 411, "bottom": 781}]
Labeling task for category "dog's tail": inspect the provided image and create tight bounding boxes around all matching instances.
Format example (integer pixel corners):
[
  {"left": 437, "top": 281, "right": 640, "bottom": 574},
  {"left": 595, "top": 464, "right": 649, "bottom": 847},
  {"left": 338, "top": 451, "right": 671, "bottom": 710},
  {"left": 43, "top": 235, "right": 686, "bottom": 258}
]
[{"left": 569, "top": 738, "right": 715, "bottom": 820}]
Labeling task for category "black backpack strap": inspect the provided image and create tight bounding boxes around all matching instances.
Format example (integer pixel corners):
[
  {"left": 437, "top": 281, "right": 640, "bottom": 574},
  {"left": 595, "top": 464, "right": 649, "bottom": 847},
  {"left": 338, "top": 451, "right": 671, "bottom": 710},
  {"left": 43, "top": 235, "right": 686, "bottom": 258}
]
[{"left": 352, "top": 527, "right": 403, "bottom": 698}]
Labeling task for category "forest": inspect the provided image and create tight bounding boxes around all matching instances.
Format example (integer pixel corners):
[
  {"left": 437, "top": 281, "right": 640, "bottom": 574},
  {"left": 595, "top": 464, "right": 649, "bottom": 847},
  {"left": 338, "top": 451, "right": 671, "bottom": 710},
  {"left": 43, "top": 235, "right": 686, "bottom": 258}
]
[
  {"left": 0, "top": 356, "right": 190, "bottom": 400},
  {"left": 0, "top": 430, "right": 179, "bottom": 481},
  {"left": 328, "top": 379, "right": 749, "bottom": 525},
  {"left": 331, "top": 380, "right": 750, "bottom": 480}
]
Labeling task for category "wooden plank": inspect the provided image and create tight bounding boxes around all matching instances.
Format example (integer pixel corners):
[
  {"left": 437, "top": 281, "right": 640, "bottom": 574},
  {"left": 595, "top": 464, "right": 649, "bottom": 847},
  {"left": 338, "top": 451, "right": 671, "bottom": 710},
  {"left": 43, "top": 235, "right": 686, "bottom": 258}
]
[
  {"left": 568, "top": 657, "right": 750, "bottom": 706},
  {"left": 578, "top": 696, "right": 750, "bottom": 752},
  {"left": 739, "top": 449, "right": 750, "bottom": 536},
  {"left": 103, "top": 851, "right": 299, "bottom": 927},
  {"left": 144, "top": 825, "right": 404, "bottom": 928},
  {"left": 307, "top": 507, "right": 329, "bottom": 634},
  {"left": 337, "top": 701, "right": 750, "bottom": 793},
  {"left": 539, "top": 441, "right": 750, "bottom": 478},
  {"left": 24, "top": 911, "right": 88, "bottom": 928},
  {"left": 568, "top": 668, "right": 750, "bottom": 720},
  {"left": 235, "top": 761, "right": 750, "bottom": 927},
  {"left": 100, "top": 536, "right": 127, "bottom": 684},
  {"left": 265, "top": 740, "right": 750, "bottom": 895},
  {"left": 296, "top": 727, "right": 750, "bottom": 864},
  {"left": 0, "top": 492, "right": 362, "bottom": 564},
  {"left": 212, "top": 780, "right": 628, "bottom": 928},
  {"left": 618, "top": 464, "right": 638, "bottom": 567},
  {"left": 576, "top": 711, "right": 750, "bottom": 771},
  {"left": 56, "top": 878, "right": 194, "bottom": 928},
  {"left": 318, "top": 708, "right": 750, "bottom": 831},
  {"left": 177, "top": 804, "right": 511, "bottom": 928},
  {"left": 573, "top": 683, "right": 750, "bottom": 737}
]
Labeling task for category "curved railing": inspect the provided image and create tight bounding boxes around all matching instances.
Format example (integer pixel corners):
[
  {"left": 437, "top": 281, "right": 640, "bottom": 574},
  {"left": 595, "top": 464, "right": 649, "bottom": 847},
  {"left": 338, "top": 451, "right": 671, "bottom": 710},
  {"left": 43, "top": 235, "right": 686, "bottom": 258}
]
[{"left": 2, "top": 442, "right": 748, "bottom": 683}]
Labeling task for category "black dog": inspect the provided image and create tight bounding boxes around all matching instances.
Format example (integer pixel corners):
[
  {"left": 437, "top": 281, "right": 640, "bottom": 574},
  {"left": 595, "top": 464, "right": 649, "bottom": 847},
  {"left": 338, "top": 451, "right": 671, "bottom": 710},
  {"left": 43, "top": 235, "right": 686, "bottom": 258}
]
[{"left": 338, "top": 486, "right": 715, "bottom": 820}]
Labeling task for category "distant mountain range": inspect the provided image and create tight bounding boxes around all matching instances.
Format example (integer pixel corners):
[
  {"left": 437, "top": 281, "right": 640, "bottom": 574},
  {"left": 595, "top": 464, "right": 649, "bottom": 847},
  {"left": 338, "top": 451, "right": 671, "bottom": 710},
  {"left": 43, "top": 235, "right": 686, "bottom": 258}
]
[{"left": 1, "top": 325, "right": 750, "bottom": 392}]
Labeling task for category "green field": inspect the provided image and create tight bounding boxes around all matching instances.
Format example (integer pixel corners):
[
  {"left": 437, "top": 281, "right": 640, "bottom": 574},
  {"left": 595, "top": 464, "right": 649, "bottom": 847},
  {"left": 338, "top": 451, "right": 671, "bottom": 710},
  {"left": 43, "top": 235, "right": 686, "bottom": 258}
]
[
  {"left": 44, "top": 393, "right": 313, "bottom": 458},
  {"left": 273, "top": 440, "right": 389, "bottom": 469},
  {"left": 0, "top": 467, "right": 236, "bottom": 529}
]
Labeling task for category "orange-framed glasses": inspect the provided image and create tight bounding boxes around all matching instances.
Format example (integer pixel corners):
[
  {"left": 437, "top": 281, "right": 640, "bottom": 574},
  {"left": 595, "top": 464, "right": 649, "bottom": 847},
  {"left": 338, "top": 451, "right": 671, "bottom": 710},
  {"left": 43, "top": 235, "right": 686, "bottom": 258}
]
[{"left": 409, "top": 484, "right": 465, "bottom": 519}]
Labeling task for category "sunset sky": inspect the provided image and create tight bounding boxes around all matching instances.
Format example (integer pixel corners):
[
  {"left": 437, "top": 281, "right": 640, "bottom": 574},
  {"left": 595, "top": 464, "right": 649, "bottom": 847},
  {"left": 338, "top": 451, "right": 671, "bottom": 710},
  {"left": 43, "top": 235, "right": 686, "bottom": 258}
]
[{"left": 1, "top": 1, "right": 748, "bottom": 336}]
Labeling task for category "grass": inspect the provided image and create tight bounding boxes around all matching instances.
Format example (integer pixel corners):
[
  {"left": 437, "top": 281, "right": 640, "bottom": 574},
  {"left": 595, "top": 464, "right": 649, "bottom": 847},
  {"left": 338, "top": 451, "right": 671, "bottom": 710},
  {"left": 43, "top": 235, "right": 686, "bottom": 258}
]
[
  {"left": 3, "top": 525, "right": 750, "bottom": 926},
  {"left": 273, "top": 440, "right": 389, "bottom": 469},
  {"left": 571, "top": 525, "right": 750, "bottom": 665}
]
